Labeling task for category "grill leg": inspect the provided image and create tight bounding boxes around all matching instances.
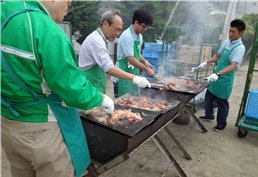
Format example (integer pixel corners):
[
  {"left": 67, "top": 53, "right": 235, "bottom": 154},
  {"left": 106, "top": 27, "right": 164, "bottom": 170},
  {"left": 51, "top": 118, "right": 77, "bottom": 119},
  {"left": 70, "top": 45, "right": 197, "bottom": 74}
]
[
  {"left": 85, "top": 163, "right": 98, "bottom": 177},
  {"left": 164, "top": 127, "right": 192, "bottom": 160},
  {"left": 185, "top": 105, "right": 208, "bottom": 133},
  {"left": 152, "top": 135, "right": 187, "bottom": 177}
]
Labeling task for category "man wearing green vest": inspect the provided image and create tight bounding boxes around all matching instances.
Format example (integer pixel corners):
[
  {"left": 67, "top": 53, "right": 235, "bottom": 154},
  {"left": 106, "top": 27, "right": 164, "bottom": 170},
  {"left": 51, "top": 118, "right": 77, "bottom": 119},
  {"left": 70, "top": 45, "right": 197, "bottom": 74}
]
[
  {"left": 198, "top": 19, "right": 246, "bottom": 132},
  {"left": 1, "top": 1, "right": 114, "bottom": 177},
  {"left": 115, "top": 9, "right": 155, "bottom": 97},
  {"left": 79, "top": 10, "right": 151, "bottom": 95}
]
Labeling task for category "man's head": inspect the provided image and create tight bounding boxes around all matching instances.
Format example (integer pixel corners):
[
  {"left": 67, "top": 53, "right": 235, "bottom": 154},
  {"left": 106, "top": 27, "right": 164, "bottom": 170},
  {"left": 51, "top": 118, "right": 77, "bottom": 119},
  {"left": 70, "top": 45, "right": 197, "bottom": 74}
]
[
  {"left": 229, "top": 19, "right": 246, "bottom": 41},
  {"left": 100, "top": 10, "right": 123, "bottom": 41},
  {"left": 132, "top": 9, "right": 153, "bottom": 34},
  {"left": 40, "top": 0, "right": 72, "bottom": 23}
]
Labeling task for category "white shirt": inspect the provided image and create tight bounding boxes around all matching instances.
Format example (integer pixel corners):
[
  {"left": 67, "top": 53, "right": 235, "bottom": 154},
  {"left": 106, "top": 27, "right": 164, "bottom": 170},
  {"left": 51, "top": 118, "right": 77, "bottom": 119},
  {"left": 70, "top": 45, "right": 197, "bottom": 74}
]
[{"left": 79, "top": 29, "right": 114, "bottom": 73}]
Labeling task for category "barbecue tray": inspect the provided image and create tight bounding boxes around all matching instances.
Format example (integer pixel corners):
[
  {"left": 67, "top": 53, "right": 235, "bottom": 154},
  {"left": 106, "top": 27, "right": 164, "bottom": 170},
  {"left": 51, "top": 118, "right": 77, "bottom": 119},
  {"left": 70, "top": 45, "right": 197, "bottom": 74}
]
[
  {"left": 80, "top": 101, "right": 180, "bottom": 164},
  {"left": 115, "top": 93, "right": 178, "bottom": 114},
  {"left": 150, "top": 78, "right": 208, "bottom": 94},
  {"left": 80, "top": 105, "right": 160, "bottom": 137}
]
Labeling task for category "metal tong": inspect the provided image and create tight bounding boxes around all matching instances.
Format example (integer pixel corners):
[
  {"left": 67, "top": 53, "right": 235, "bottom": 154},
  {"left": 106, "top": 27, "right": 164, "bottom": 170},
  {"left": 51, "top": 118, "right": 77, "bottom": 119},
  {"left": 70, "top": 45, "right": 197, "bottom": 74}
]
[
  {"left": 153, "top": 73, "right": 167, "bottom": 84},
  {"left": 191, "top": 66, "right": 201, "bottom": 72}
]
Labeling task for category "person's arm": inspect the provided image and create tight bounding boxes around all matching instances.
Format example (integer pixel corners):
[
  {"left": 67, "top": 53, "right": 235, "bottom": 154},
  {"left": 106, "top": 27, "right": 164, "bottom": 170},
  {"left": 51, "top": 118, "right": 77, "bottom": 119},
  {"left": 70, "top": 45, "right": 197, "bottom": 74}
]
[
  {"left": 127, "top": 56, "right": 155, "bottom": 76},
  {"left": 207, "top": 53, "right": 221, "bottom": 63},
  {"left": 107, "top": 66, "right": 135, "bottom": 80},
  {"left": 217, "top": 62, "right": 238, "bottom": 76},
  {"left": 40, "top": 24, "right": 103, "bottom": 110},
  {"left": 217, "top": 45, "right": 245, "bottom": 76},
  {"left": 139, "top": 53, "right": 152, "bottom": 68}
]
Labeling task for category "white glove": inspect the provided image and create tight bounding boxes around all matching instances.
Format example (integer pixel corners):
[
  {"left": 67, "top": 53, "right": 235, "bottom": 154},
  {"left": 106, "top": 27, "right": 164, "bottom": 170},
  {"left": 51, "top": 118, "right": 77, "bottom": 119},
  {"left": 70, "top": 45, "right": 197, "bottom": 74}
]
[
  {"left": 198, "top": 61, "right": 207, "bottom": 68},
  {"left": 101, "top": 94, "right": 114, "bottom": 114},
  {"left": 207, "top": 73, "right": 218, "bottom": 82},
  {"left": 133, "top": 76, "right": 151, "bottom": 88}
]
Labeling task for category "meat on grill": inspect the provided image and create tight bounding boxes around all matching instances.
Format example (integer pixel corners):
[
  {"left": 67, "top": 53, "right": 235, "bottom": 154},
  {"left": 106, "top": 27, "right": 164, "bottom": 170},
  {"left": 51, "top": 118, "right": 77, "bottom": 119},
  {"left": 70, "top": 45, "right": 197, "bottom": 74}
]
[
  {"left": 160, "top": 82, "right": 180, "bottom": 91},
  {"left": 110, "top": 109, "right": 142, "bottom": 124},
  {"left": 83, "top": 107, "right": 143, "bottom": 126},
  {"left": 159, "top": 79, "right": 204, "bottom": 91},
  {"left": 115, "top": 96, "right": 168, "bottom": 111}
]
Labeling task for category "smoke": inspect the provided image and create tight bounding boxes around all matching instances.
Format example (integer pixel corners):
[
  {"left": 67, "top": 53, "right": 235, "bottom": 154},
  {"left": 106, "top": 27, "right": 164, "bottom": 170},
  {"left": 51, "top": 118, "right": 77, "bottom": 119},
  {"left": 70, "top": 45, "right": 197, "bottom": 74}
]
[
  {"left": 157, "top": 1, "right": 227, "bottom": 79},
  {"left": 177, "top": 1, "right": 226, "bottom": 46}
]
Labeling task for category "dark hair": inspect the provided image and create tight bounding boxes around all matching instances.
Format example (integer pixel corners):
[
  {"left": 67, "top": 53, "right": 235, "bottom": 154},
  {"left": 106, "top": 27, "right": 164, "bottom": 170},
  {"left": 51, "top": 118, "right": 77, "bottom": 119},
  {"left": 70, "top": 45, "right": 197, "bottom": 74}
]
[
  {"left": 132, "top": 9, "right": 153, "bottom": 26},
  {"left": 230, "top": 19, "right": 246, "bottom": 32}
]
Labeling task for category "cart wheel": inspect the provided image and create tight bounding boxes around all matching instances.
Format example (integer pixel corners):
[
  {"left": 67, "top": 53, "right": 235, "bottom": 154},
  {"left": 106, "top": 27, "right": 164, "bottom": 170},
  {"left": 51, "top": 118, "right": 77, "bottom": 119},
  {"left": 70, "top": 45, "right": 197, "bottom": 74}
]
[{"left": 237, "top": 128, "right": 248, "bottom": 138}]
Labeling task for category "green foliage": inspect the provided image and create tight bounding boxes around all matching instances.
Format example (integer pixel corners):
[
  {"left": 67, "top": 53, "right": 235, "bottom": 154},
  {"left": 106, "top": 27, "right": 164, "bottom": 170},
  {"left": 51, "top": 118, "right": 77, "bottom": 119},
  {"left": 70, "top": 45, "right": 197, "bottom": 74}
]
[
  {"left": 242, "top": 13, "right": 258, "bottom": 52},
  {"left": 117, "top": 1, "right": 179, "bottom": 42},
  {"left": 64, "top": 1, "right": 101, "bottom": 37},
  {"left": 65, "top": 1, "right": 178, "bottom": 43}
]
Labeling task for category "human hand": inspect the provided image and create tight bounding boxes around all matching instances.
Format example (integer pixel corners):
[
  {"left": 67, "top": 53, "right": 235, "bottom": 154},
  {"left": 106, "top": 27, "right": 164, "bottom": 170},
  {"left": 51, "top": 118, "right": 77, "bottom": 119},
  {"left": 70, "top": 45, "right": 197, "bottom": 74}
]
[
  {"left": 145, "top": 60, "right": 152, "bottom": 69},
  {"left": 198, "top": 61, "right": 207, "bottom": 68},
  {"left": 207, "top": 73, "right": 218, "bottom": 82},
  {"left": 145, "top": 67, "right": 155, "bottom": 77},
  {"left": 101, "top": 94, "right": 114, "bottom": 114},
  {"left": 133, "top": 76, "right": 151, "bottom": 88}
]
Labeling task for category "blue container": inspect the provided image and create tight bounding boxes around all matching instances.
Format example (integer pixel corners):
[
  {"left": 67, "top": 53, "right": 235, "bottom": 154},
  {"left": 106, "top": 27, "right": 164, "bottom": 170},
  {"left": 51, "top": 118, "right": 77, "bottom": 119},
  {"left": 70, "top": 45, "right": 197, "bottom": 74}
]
[
  {"left": 245, "top": 89, "right": 258, "bottom": 119},
  {"left": 145, "top": 57, "right": 162, "bottom": 65},
  {"left": 142, "top": 50, "right": 162, "bottom": 59},
  {"left": 144, "top": 43, "right": 163, "bottom": 51}
]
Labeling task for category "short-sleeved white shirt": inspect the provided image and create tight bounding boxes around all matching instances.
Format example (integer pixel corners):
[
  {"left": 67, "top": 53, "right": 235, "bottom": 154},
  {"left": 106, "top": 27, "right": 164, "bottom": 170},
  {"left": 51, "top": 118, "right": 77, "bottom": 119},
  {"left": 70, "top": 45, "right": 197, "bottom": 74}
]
[{"left": 218, "top": 38, "right": 245, "bottom": 67}]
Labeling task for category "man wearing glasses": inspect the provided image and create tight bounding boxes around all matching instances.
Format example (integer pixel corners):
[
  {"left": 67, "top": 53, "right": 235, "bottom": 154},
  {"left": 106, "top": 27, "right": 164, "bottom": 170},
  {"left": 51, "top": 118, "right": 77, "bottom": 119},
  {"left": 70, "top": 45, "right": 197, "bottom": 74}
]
[
  {"left": 114, "top": 9, "right": 155, "bottom": 97},
  {"left": 79, "top": 10, "right": 150, "bottom": 94}
]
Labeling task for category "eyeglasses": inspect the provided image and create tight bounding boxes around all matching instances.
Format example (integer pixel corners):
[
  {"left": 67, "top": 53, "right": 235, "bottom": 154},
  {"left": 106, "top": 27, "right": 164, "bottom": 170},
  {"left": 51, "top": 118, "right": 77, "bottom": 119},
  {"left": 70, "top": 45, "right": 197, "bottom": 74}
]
[{"left": 111, "top": 25, "right": 122, "bottom": 33}]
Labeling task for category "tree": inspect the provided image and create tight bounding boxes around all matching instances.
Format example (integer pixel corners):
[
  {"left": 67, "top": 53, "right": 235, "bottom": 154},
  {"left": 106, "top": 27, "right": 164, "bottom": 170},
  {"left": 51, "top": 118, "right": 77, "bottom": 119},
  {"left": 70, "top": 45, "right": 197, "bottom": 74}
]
[
  {"left": 117, "top": 1, "right": 178, "bottom": 43},
  {"left": 64, "top": 1, "right": 101, "bottom": 43},
  {"left": 242, "top": 13, "right": 258, "bottom": 54}
]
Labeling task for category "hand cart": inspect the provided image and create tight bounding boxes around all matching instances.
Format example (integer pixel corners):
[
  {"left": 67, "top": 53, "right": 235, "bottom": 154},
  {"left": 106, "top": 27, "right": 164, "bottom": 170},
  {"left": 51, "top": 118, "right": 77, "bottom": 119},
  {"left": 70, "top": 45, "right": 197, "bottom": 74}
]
[{"left": 235, "top": 21, "right": 258, "bottom": 138}]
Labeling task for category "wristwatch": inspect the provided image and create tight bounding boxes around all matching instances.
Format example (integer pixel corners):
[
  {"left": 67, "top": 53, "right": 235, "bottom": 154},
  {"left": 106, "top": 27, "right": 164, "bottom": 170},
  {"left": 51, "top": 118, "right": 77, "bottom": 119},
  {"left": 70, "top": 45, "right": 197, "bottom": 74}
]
[{"left": 216, "top": 72, "right": 221, "bottom": 77}]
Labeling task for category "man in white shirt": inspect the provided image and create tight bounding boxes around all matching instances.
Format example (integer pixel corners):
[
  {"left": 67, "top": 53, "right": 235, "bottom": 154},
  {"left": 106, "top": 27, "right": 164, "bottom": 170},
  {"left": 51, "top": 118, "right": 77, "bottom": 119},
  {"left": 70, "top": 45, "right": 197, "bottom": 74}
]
[{"left": 79, "top": 10, "right": 150, "bottom": 94}]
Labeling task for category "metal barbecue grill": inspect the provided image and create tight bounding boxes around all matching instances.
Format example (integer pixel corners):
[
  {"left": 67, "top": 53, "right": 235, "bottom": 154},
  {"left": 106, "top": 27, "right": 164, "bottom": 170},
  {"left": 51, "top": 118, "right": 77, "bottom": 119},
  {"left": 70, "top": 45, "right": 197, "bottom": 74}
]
[
  {"left": 80, "top": 101, "right": 179, "bottom": 163},
  {"left": 81, "top": 79, "right": 208, "bottom": 177},
  {"left": 146, "top": 77, "right": 209, "bottom": 133},
  {"left": 81, "top": 105, "right": 160, "bottom": 137},
  {"left": 150, "top": 77, "right": 208, "bottom": 95},
  {"left": 80, "top": 99, "right": 188, "bottom": 176}
]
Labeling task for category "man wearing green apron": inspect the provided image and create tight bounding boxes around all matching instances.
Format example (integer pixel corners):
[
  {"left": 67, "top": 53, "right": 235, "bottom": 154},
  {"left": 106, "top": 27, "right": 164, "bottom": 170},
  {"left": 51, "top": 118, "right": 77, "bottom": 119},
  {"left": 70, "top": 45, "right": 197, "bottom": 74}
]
[
  {"left": 79, "top": 10, "right": 151, "bottom": 95},
  {"left": 1, "top": 1, "right": 114, "bottom": 177},
  {"left": 198, "top": 19, "right": 246, "bottom": 132},
  {"left": 115, "top": 9, "right": 155, "bottom": 97}
]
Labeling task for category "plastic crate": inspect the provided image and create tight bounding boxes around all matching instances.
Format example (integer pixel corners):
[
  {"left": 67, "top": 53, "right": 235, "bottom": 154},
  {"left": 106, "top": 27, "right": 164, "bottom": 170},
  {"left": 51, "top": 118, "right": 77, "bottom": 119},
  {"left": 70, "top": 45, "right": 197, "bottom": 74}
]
[
  {"left": 245, "top": 89, "right": 258, "bottom": 119},
  {"left": 238, "top": 116, "right": 258, "bottom": 131},
  {"left": 144, "top": 43, "right": 163, "bottom": 51},
  {"left": 142, "top": 50, "right": 162, "bottom": 58}
]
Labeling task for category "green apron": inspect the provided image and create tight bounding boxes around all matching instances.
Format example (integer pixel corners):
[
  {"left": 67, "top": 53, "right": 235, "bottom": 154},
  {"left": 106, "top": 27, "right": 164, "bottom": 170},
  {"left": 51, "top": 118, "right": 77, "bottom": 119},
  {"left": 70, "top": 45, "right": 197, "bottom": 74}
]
[
  {"left": 208, "top": 43, "right": 241, "bottom": 99},
  {"left": 118, "top": 26, "right": 141, "bottom": 96},
  {"left": 84, "top": 65, "right": 106, "bottom": 94},
  {"left": 83, "top": 28, "right": 107, "bottom": 94},
  {"left": 1, "top": 8, "right": 90, "bottom": 177}
]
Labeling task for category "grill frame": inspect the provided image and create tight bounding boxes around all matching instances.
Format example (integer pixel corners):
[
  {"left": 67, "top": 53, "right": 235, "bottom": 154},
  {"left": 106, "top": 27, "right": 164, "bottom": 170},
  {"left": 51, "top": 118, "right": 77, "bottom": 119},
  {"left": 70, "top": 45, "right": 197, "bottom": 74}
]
[{"left": 80, "top": 100, "right": 180, "bottom": 164}]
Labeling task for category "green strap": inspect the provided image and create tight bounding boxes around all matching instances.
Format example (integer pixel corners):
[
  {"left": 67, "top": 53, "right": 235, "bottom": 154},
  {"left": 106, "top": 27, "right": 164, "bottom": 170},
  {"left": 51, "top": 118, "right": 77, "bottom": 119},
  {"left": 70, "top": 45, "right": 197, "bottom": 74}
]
[
  {"left": 1, "top": 8, "right": 44, "bottom": 116},
  {"left": 0, "top": 98, "right": 20, "bottom": 117},
  {"left": 1, "top": 8, "right": 40, "bottom": 31},
  {"left": 1, "top": 8, "right": 42, "bottom": 101},
  {"left": 1, "top": 52, "right": 41, "bottom": 101}
]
